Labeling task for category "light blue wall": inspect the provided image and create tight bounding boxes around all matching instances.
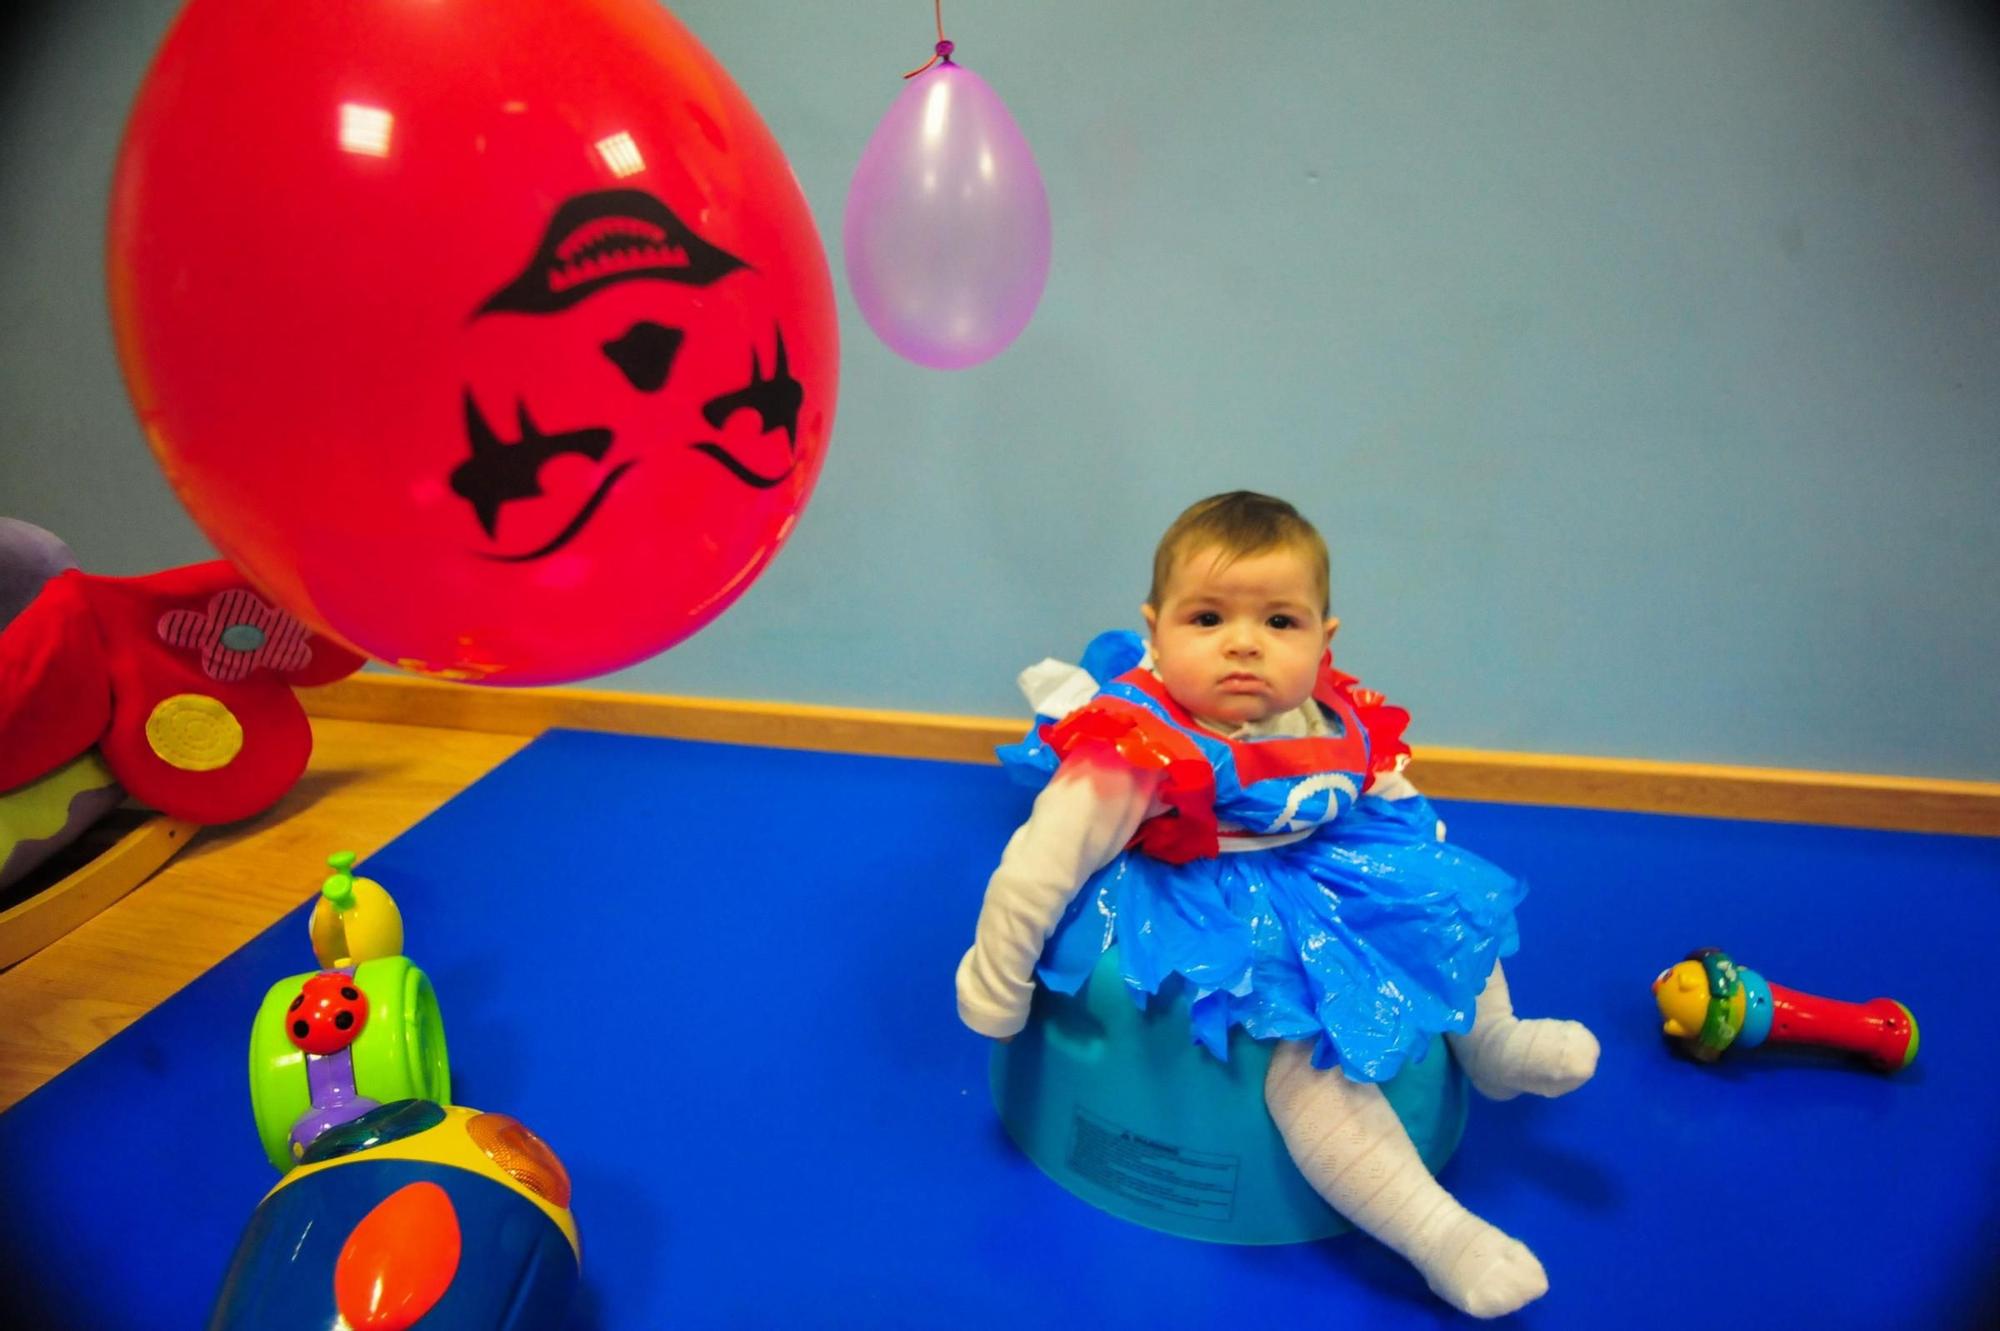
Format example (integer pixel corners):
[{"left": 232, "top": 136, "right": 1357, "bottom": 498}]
[{"left": 2, "top": 2, "right": 1996, "bottom": 779}]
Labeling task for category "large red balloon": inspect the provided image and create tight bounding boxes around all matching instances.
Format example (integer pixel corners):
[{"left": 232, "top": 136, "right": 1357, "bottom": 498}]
[{"left": 109, "top": 0, "right": 837, "bottom": 685}]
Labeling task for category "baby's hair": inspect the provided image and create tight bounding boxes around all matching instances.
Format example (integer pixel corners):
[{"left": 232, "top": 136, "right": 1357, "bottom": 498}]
[{"left": 1148, "top": 491, "right": 1330, "bottom": 615}]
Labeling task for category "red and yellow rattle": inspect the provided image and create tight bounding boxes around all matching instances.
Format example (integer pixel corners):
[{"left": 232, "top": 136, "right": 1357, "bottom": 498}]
[{"left": 1652, "top": 948, "right": 1918, "bottom": 1071}]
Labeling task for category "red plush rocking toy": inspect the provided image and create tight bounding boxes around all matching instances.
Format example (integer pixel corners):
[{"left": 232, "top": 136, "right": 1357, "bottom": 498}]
[{"left": 0, "top": 559, "right": 364, "bottom": 832}]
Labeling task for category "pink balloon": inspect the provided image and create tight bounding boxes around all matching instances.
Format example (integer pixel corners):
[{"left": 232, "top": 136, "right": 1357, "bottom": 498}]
[{"left": 844, "top": 60, "right": 1051, "bottom": 370}]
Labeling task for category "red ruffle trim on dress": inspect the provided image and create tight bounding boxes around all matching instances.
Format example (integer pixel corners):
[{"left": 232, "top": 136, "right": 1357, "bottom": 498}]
[
  {"left": 1043, "top": 696, "right": 1220, "bottom": 864},
  {"left": 1318, "top": 662, "right": 1413, "bottom": 789}
]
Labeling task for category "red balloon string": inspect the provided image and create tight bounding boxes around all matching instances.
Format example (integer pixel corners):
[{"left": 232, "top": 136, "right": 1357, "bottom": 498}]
[{"left": 902, "top": 0, "right": 953, "bottom": 78}]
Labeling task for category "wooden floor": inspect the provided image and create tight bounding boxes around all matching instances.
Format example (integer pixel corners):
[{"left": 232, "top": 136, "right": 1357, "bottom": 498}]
[{"left": 0, "top": 718, "right": 527, "bottom": 1111}]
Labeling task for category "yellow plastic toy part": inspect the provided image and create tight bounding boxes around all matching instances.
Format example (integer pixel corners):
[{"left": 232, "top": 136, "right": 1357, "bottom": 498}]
[
  {"left": 310, "top": 850, "right": 405, "bottom": 969},
  {"left": 1654, "top": 959, "right": 1711, "bottom": 1040}
]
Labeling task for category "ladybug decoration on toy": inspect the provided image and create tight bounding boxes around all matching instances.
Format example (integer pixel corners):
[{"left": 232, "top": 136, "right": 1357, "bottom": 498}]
[
  {"left": 107, "top": 0, "right": 840, "bottom": 685},
  {"left": 252, "top": 853, "right": 434, "bottom": 1167},
  {"left": 224, "top": 854, "right": 579, "bottom": 1330},
  {"left": 286, "top": 974, "right": 369, "bottom": 1057}
]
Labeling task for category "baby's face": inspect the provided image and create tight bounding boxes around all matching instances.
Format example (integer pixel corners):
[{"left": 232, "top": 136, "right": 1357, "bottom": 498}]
[{"left": 1143, "top": 543, "right": 1337, "bottom": 729}]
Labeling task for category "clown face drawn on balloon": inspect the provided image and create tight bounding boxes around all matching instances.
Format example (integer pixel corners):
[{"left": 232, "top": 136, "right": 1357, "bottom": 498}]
[
  {"left": 453, "top": 188, "right": 808, "bottom": 567},
  {"left": 111, "top": 0, "right": 839, "bottom": 688}
]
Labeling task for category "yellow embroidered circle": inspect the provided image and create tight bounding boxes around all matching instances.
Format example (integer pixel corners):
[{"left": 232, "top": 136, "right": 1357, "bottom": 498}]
[{"left": 144, "top": 693, "right": 245, "bottom": 771}]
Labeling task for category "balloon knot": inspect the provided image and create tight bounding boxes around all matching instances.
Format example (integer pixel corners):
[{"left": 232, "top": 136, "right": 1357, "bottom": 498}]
[{"left": 904, "top": 41, "right": 956, "bottom": 79}]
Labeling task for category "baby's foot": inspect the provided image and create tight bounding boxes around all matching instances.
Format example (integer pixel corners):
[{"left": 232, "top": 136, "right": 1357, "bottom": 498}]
[
  {"left": 1420, "top": 1211, "right": 1549, "bottom": 1319},
  {"left": 1457, "top": 1018, "right": 1600, "bottom": 1102}
]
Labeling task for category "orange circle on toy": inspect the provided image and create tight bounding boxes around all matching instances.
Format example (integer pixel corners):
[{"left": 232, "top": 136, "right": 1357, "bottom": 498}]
[{"left": 466, "top": 1112, "right": 573, "bottom": 1208}]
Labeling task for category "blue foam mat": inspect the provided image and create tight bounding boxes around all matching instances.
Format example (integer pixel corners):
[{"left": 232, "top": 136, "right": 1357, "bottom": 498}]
[{"left": 2, "top": 728, "right": 1995, "bottom": 1328}]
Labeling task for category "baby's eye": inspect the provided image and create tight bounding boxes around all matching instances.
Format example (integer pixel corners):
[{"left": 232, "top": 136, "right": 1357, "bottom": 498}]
[
  {"left": 1191, "top": 611, "right": 1222, "bottom": 627},
  {"left": 1267, "top": 614, "right": 1298, "bottom": 630}
]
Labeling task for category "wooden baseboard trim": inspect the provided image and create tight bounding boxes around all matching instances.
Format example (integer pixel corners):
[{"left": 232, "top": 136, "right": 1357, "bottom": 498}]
[
  {"left": 300, "top": 674, "right": 1013, "bottom": 764},
  {"left": 298, "top": 675, "right": 2000, "bottom": 838}
]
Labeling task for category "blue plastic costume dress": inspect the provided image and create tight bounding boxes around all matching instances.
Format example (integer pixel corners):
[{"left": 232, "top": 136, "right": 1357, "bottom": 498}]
[{"left": 1000, "top": 632, "right": 1526, "bottom": 1083}]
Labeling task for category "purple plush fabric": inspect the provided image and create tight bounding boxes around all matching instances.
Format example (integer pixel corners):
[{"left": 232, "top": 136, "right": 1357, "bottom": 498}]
[
  {"left": 0, "top": 518, "right": 118, "bottom": 895},
  {"left": 0, "top": 518, "right": 78, "bottom": 629}
]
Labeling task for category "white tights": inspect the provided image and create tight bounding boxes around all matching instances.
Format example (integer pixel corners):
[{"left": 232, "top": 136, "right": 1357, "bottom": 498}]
[{"left": 1263, "top": 963, "right": 1597, "bottom": 1319}]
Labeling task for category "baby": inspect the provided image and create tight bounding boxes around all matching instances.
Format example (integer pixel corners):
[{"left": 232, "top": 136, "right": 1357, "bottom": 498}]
[{"left": 956, "top": 491, "right": 1598, "bottom": 1318}]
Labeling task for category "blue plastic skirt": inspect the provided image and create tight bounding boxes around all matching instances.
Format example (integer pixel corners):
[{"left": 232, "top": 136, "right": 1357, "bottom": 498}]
[{"left": 1036, "top": 792, "right": 1524, "bottom": 1083}]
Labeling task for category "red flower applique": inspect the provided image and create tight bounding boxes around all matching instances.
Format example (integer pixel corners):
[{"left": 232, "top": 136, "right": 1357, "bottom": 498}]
[
  {"left": 158, "top": 588, "right": 317, "bottom": 681},
  {"left": 0, "top": 561, "right": 363, "bottom": 824}
]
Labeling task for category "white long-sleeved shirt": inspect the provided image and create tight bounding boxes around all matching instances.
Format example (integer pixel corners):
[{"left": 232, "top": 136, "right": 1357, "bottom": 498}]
[{"left": 955, "top": 678, "right": 1429, "bottom": 1039}]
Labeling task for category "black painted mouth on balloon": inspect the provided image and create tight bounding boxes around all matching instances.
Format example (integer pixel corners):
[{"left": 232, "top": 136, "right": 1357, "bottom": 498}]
[
  {"left": 478, "top": 189, "right": 747, "bottom": 316},
  {"left": 448, "top": 322, "right": 806, "bottom": 558},
  {"left": 453, "top": 393, "right": 633, "bottom": 562},
  {"left": 691, "top": 328, "right": 805, "bottom": 490},
  {"left": 480, "top": 460, "right": 637, "bottom": 563},
  {"left": 691, "top": 442, "right": 791, "bottom": 489},
  {"left": 453, "top": 176, "right": 806, "bottom": 557}
]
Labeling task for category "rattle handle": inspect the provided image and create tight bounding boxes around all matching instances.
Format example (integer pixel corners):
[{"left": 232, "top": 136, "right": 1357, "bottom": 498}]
[{"left": 1766, "top": 983, "right": 1915, "bottom": 1070}]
